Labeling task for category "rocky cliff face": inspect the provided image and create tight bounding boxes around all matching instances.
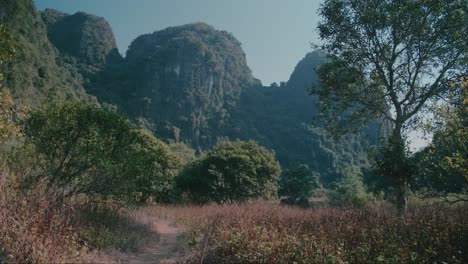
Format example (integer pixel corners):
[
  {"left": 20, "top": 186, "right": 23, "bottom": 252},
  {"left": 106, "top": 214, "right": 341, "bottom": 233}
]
[{"left": 120, "top": 23, "right": 258, "bottom": 149}]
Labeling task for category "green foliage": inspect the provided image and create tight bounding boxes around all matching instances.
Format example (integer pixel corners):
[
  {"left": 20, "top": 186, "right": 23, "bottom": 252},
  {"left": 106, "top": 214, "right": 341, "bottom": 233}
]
[
  {"left": 278, "top": 164, "right": 321, "bottom": 200},
  {"left": 176, "top": 140, "right": 281, "bottom": 204},
  {"left": 413, "top": 81, "right": 468, "bottom": 195},
  {"left": 330, "top": 166, "right": 373, "bottom": 208},
  {"left": 0, "top": 24, "right": 17, "bottom": 81},
  {"left": 315, "top": 0, "right": 467, "bottom": 213},
  {"left": 0, "top": 0, "right": 90, "bottom": 104},
  {"left": 0, "top": 25, "right": 22, "bottom": 143},
  {"left": 0, "top": 89, "right": 24, "bottom": 143},
  {"left": 16, "top": 102, "right": 180, "bottom": 203},
  {"left": 21, "top": 102, "right": 136, "bottom": 199},
  {"left": 130, "top": 130, "right": 181, "bottom": 203},
  {"left": 168, "top": 141, "right": 197, "bottom": 165}
]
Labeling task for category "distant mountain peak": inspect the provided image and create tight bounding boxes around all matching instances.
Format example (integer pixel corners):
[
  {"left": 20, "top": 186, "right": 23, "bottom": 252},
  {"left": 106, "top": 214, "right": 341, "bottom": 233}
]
[
  {"left": 41, "top": 9, "right": 121, "bottom": 66},
  {"left": 286, "top": 50, "right": 327, "bottom": 92}
]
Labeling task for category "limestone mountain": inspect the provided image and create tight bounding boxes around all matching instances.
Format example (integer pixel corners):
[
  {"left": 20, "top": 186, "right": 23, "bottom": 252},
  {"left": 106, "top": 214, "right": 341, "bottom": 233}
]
[
  {"left": 41, "top": 8, "right": 121, "bottom": 68},
  {"left": 116, "top": 23, "right": 259, "bottom": 149}
]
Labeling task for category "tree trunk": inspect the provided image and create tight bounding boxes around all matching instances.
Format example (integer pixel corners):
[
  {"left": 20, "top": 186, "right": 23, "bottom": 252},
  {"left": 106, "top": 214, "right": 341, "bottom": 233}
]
[
  {"left": 389, "top": 124, "right": 409, "bottom": 216},
  {"left": 395, "top": 179, "right": 408, "bottom": 216}
]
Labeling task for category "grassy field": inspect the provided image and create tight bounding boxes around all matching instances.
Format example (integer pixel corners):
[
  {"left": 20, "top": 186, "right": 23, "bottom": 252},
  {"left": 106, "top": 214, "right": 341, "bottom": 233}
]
[{"left": 144, "top": 202, "right": 468, "bottom": 264}]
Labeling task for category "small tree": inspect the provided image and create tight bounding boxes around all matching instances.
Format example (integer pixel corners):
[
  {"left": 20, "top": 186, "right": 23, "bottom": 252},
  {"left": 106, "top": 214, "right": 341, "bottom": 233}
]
[
  {"left": 176, "top": 140, "right": 281, "bottom": 204},
  {"left": 278, "top": 164, "right": 321, "bottom": 201},
  {"left": 314, "top": 0, "right": 467, "bottom": 214},
  {"left": 131, "top": 130, "right": 181, "bottom": 203},
  {"left": 21, "top": 102, "right": 180, "bottom": 202},
  {"left": 330, "top": 166, "right": 373, "bottom": 208}
]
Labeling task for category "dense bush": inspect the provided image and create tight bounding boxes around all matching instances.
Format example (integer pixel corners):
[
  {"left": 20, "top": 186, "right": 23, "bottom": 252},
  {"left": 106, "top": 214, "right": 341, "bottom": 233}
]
[
  {"left": 11, "top": 102, "right": 180, "bottom": 203},
  {"left": 176, "top": 140, "right": 281, "bottom": 204},
  {"left": 73, "top": 202, "right": 156, "bottom": 252}
]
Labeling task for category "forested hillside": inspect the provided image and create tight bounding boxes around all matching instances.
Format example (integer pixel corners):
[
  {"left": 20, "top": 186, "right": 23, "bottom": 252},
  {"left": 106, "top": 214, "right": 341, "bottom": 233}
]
[{"left": 0, "top": 0, "right": 91, "bottom": 104}]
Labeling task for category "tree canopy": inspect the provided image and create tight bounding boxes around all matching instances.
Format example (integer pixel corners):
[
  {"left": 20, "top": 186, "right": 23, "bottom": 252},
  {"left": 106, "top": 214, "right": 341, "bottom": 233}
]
[
  {"left": 176, "top": 140, "right": 281, "bottom": 204},
  {"left": 315, "top": 0, "right": 467, "bottom": 214}
]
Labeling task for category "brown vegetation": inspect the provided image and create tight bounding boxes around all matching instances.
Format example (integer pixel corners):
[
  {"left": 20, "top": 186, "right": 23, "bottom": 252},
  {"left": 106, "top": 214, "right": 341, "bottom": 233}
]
[
  {"left": 0, "top": 174, "right": 83, "bottom": 263},
  {"left": 148, "top": 202, "right": 468, "bottom": 264}
]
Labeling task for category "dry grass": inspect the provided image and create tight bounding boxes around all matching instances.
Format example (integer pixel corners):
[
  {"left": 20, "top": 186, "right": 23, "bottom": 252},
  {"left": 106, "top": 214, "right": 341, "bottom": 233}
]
[
  {"left": 0, "top": 175, "right": 84, "bottom": 263},
  {"left": 145, "top": 202, "right": 468, "bottom": 264},
  {"left": 0, "top": 171, "right": 157, "bottom": 264}
]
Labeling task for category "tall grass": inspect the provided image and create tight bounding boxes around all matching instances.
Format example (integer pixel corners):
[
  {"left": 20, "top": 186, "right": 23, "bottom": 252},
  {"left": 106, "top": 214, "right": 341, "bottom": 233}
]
[
  {"left": 150, "top": 202, "right": 468, "bottom": 264},
  {"left": 74, "top": 202, "right": 157, "bottom": 253},
  {"left": 0, "top": 170, "right": 157, "bottom": 263},
  {"left": 0, "top": 174, "right": 84, "bottom": 263}
]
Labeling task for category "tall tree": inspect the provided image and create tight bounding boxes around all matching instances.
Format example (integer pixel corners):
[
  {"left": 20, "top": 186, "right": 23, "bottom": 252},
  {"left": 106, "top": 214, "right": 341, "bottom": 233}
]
[{"left": 314, "top": 0, "right": 467, "bottom": 214}]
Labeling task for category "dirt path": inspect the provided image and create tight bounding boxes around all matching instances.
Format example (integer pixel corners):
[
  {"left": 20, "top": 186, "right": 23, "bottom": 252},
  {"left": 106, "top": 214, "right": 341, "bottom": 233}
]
[
  {"left": 117, "top": 219, "right": 181, "bottom": 264},
  {"left": 85, "top": 218, "right": 182, "bottom": 264}
]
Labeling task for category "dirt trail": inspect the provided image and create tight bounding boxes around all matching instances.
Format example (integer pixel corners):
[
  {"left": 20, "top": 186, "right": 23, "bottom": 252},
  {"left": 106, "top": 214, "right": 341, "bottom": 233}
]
[
  {"left": 85, "top": 218, "right": 182, "bottom": 264},
  {"left": 117, "top": 219, "right": 181, "bottom": 264}
]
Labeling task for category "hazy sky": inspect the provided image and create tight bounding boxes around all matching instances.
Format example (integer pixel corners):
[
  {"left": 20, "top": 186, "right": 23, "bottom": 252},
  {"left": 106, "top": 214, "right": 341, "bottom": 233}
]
[{"left": 34, "top": 0, "right": 323, "bottom": 86}]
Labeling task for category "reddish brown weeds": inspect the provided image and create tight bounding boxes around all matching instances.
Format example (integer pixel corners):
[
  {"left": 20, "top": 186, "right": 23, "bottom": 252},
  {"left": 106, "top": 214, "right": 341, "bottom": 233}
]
[
  {"left": 0, "top": 175, "right": 84, "bottom": 263},
  {"left": 147, "top": 202, "right": 468, "bottom": 263}
]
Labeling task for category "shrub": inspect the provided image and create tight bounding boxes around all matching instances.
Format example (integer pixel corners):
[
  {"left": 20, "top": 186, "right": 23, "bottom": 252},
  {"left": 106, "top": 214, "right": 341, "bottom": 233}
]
[
  {"left": 73, "top": 202, "right": 156, "bottom": 252},
  {"left": 176, "top": 140, "right": 281, "bottom": 204},
  {"left": 22, "top": 102, "right": 136, "bottom": 200},
  {"left": 278, "top": 164, "right": 321, "bottom": 201},
  {"left": 330, "top": 166, "right": 373, "bottom": 208}
]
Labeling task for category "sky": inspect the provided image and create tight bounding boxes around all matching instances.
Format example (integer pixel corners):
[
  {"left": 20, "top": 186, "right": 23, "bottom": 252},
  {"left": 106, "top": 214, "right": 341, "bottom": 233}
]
[{"left": 34, "top": 0, "right": 323, "bottom": 86}]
